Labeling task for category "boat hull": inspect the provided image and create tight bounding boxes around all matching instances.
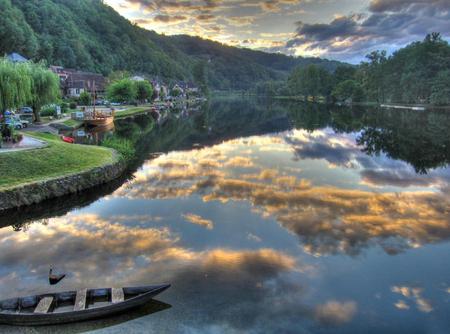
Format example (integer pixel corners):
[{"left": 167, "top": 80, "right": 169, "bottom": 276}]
[
  {"left": 84, "top": 117, "right": 114, "bottom": 127},
  {"left": 0, "top": 284, "right": 170, "bottom": 326}
]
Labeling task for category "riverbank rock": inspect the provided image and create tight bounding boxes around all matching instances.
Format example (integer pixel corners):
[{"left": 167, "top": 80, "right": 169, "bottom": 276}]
[{"left": 0, "top": 158, "right": 126, "bottom": 212}]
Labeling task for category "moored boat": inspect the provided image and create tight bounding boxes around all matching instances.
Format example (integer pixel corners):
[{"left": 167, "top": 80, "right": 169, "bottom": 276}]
[
  {"left": 0, "top": 284, "right": 170, "bottom": 326},
  {"left": 84, "top": 115, "right": 114, "bottom": 127}
]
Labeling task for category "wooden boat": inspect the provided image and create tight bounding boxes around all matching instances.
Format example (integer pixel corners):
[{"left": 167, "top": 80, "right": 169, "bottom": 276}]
[
  {"left": 0, "top": 284, "right": 170, "bottom": 326},
  {"left": 84, "top": 115, "right": 114, "bottom": 127}
]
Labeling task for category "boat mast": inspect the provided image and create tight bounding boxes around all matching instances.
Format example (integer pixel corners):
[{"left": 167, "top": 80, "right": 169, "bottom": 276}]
[{"left": 92, "top": 80, "right": 96, "bottom": 118}]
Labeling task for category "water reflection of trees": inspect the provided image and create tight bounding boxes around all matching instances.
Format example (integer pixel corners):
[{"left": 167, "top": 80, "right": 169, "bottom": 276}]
[
  {"left": 285, "top": 102, "right": 450, "bottom": 174},
  {"left": 143, "top": 98, "right": 450, "bottom": 174}
]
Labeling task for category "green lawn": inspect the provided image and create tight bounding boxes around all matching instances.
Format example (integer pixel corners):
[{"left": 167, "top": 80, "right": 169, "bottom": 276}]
[
  {"left": 0, "top": 133, "right": 117, "bottom": 190},
  {"left": 62, "top": 119, "right": 83, "bottom": 128},
  {"left": 115, "top": 105, "right": 152, "bottom": 119}
]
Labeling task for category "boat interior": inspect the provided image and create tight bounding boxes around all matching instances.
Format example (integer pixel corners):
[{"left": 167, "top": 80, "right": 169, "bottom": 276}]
[{"left": 0, "top": 287, "right": 150, "bottom": 315}]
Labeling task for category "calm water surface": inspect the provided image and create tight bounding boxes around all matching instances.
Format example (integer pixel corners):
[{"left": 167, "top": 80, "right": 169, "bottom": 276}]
[{"left": 1, "top": 98, "right": 450, "bottom": 333}]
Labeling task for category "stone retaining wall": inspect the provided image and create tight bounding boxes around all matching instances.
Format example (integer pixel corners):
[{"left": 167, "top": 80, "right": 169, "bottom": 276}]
[{"left": 0, "top": 158, "right": 126, "bottom": 212}]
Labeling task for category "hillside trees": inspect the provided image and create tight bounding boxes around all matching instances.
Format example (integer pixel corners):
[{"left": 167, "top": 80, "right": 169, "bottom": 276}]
[
  {"left": 288, "top": 64, "right": 333, "bottom": 101},
  {"left": 285, "top": 33, "right": 450, "bottom": 105},
  {"left": 2, "top": 0, "right": 342, "bottom": 91}
]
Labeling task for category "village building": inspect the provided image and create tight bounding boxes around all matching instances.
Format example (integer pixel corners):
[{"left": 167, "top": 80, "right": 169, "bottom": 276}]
[
  {"left": 6, "top": 53, "right": 28, "bottom": 63},
  {"left": 49, "top": 66, "right": 106, "bottom": 98}
]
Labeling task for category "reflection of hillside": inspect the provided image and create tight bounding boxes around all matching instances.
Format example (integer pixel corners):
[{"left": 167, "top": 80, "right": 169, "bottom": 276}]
[
  {"left": 143, "top": 98, "right": 450, "bottom": 174},
  {"left": 143, "top": 98, "right": 292, "bottom": 153}
]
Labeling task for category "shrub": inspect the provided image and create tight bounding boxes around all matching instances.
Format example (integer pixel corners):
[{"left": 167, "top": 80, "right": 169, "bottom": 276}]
[
  {"left": 69, "top": 102, "right": 77, "bottom": 110},
  {"left": 40, "top": 105, "right": 56, "bottom": 117},
  {"left": 60, "top": 102, "right": 69, "bottom": 113},
  {"left": 101, "top": 136, "right": 135, "bottom": 162},
  {"left": 79, "top": 91, "right": 92, "bottom": 106}
]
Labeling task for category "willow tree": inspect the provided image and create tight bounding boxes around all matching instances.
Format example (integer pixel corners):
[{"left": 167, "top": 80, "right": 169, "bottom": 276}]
[
  {"left": 28, "top": 62, "right": 60, "bottom": 122},
  {"left": 0, "top": 59, "right": 32, "bottom": 118}
]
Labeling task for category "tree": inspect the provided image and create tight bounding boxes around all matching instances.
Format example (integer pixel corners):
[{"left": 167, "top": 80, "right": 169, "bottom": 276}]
[
  {"left": 430, "top": 70, "right": 450, "bottom": 106},
  {"left": 192, "top": 60, "right": 209, "bottom": 95},
  {"left": 0, "top": 59, "right": 32, "bottom": 118},
  {"left": 287, "top": 64, "right": 332, "bottom": 101},
  {"left": 171, "top": 86, "right": 182, "bottom": 98},
  {"left": 107, "top": 70, "right": 131, "bottom": 84},
  {"left": 79, "top": 91, "right": 92, "bottom": 106},
  {"left": 134, "top": 80, "right": 153, "bottom": 104},
  {"left": 106, "top": 78, "right": 137, "bottom": 103},
  {"left": 28, "top": 62, "right": 60, "bottom": 122},
  {"left": 332, "top": 80, "right": 365, "bottom": 103}
]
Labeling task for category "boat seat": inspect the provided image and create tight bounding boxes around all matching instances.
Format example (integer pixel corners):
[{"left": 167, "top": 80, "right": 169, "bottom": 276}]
[
  {"left": 73, "top": 289, "right": 87, "bottom": 311},
  {"left": 111, "top": 288, "right": 124, "bottom": 304},
  {"left": 34, "top": 297, "right": 53, "bottom": 314}
]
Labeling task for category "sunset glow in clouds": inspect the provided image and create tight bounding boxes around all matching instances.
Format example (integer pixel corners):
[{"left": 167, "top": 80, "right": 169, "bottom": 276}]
[{"left": 104, "top": 0, "right": 450, "bottom": 62}]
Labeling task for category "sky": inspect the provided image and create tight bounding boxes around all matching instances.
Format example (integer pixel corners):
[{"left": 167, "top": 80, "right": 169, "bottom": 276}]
[{"left": 104, "top": 0, "right": 450, "bottom": 63}]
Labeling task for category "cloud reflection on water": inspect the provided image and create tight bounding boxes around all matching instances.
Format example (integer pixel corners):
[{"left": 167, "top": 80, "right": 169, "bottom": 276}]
[
  {"left": 114, "top": 129, "right": 450, "bottom": 257},
  {"left": 0, "top": 212, "right": 358, "bottom": 332}
]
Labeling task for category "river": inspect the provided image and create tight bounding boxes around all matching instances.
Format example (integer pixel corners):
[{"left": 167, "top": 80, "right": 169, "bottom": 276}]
[{"left": 1, "top": 97, "right": 449, "bottom": 333}]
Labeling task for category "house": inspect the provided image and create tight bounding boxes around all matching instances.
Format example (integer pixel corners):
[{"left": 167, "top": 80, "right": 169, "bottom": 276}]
[
  {"left": 65, "top": 71, "right": 106, "bottom": 97},
  {"left": 50, "top": 66, "right": 106, "bottom": 98},
  {"left": 6, "top": 53, "right": 28, "bottom": 63}
]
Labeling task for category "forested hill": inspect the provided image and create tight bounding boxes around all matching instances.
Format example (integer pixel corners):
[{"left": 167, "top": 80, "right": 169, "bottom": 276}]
[{"left": 0, "top": 0, "right": 342, "bottom": 90}]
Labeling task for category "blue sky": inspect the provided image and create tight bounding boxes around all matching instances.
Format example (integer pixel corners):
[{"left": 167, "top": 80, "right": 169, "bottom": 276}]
[{"left": 104, "top": 0, "right": 450, "bottom": 63}]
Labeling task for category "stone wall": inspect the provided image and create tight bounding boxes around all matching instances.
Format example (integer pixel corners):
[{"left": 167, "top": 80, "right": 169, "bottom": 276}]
[{"left": 0, "top": 159, "right": 126, "bottom": 212}]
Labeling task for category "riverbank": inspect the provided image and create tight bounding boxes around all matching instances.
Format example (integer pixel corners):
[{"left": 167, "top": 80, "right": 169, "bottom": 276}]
[{"left": 0, "top": 133, "right": 126, "bottom": 211}]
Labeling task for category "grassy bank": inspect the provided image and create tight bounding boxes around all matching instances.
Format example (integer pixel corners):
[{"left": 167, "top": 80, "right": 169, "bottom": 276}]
[
  {"left": 62, "top": 119, "right": 83, "bottom": 128},
  {"left": 0, "top": 133, "right": 117, "bottom": 191},
  {"left": 115, "top": 106, "right": 152, "bottom": 119}
]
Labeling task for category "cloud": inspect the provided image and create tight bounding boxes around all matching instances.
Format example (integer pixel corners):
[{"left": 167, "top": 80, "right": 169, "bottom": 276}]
[
  {"left": 314, "top": 301, "right": 357, "bottom": 325},
  {"left": 286, "top": 0, "right": 450, "bottom": 62},
  {"left": 392, "top": 285, "right": 433, "bottom": 313},
  {"left": 153, "top": 14, "right": 189, "bottom": 23},
  {"left": 182, "top": 213, "right": 214, "bottom": 229}
]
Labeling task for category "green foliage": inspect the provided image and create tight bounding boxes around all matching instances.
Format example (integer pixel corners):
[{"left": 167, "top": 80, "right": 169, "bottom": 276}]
[
  {"left": 79, "top": 91, "right": 91, "bottom": 106},
  {"left": 28, "top": 62, "right": 60, "bottom": 121},
  {"left": 359, "top": 33, "right": 450, "bottom": 104},
  {"left": 107, "top": 78, "right": 137, "bottom": 103},
  {"left": 101, "top": 136, "right": 135, "bottom": 162},
  {"left": 332, "top": 80, "right": 365, "bottom": 103},
  {"left": 255, "top": 81, "right": 277, "bottom": 96},
  {"left": 69, "top": 102, "right": 77, "bottom": 109},
  {"left": 430, "top": 70, "right": 450, "bottom": 106},
  {"left": 288, "top": 64, "right": 332, "bottom": 100},
  {"left": 60, "top": 102, "right": 69, "bottom": 113},
  {"left": 107, "top": 70, "right": 131, "bottom": 84},
  {"left": 40, "top": 104, "right": 56, "bottom": 116},
  {"left": 284, "top": 33, "right": 450, "bottom": 105},
  {"left": 134, "top": 80, "right": 153, "bottom": 104},
  {"left": 0, "top": 58, "right": 32, "bottom": 115},
  {"left": 0, "top": 0, "right": 38, "bottom": 58},
  {"left": 171, "top": 87, "right": 182, "bottom": 97},
  {"left": 192, "top": 60, "right": 208, "bottom": 94}
]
